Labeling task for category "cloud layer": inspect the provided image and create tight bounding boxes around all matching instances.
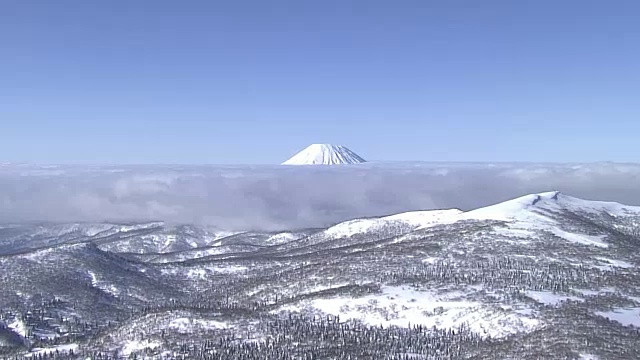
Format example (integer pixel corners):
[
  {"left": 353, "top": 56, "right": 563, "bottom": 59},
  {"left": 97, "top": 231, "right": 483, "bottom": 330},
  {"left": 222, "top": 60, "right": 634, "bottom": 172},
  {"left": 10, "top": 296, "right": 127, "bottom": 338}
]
[{"left": 1, "top": 162, "right": 639, "bottom": 231}]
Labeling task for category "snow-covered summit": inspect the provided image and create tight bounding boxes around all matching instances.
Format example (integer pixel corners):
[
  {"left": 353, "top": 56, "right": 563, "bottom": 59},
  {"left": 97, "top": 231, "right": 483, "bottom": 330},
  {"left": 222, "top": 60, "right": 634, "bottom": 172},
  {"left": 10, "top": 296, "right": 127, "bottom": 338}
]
[
  {"left": 282, "top": 144, "right": 366, "bottom": 165},
  {"left": 463, "top": 191, "right": 564, "bottom": 221},
  {"left": 463, "top": 191, "right": 640, "bottom": 222},
  {"left": 412, "top": 190, "right": 640, "bottom": 237}
]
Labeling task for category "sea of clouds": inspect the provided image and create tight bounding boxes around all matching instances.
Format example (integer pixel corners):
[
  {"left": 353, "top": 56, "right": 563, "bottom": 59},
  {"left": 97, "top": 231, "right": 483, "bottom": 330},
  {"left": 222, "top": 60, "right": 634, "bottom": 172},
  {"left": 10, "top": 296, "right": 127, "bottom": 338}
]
[{"left": 1, "top": 162, "right": 639, "bottom": 231}]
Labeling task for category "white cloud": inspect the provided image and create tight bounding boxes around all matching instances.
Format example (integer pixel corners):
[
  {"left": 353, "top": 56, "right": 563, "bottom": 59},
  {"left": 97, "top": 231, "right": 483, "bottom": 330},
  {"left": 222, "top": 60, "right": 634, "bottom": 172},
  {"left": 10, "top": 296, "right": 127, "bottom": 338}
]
[{"left": 1, "top": 162, "right": 639, "bottom": 231}]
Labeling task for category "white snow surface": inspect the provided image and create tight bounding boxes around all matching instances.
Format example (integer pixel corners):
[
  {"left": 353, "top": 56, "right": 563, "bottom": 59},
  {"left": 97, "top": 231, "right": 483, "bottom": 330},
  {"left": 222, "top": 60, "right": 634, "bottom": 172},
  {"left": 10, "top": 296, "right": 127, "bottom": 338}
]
[
  {"left": 384, "top": 209, "right": 464, "bottom": 227},
  {"left": 316, "top": 190, "right": 639, "bottom": 247},
  {"left": 464, "top": 191, "right": 640, "bottom": 220},
  {"left": 264, "top": 232, "right": 305, "bottom": 245},
  {"left": 595, "top": 257, "right": 634, "bottom": 269},
  {"left": 21, "top": 247, "right": 56, "bottom": 261},
  {"left": 162, "top": 264, "right": 248, "bottom": 278},
  {"left": 579, "top": 354, "right": 600, "bottom": 360},
  {"left": 121, "top": 339, "right": 161, "bottom": 356},
  {"left": 168, "top": 317, "right": 230, "bottom": 333},
  {"left": 412, "top": 191, "right": 640, "bottom": 248},
  {"left": 325, "top": 209, "right": 462, "bottom": 238},
  {"left": 524, "top": 291, "right": 583, "bottom": 306},
  {"left": 550, "top": 228, "right": 608, "bottom": 248},
  {"left": 26, "top": 344, "right": 78, "bottom": 358},
  {"left": 574, "top": 288, "right": 616, "bottom": 297},
  {"left": 275, "top": 285, "right": 540, "bottom": 338},
  {"left": 596, "top": 307, "right": 640, "bottom": 327},
  {"left": 87, "top": 271, "right": 120, "bottom": 297},
  {"left": 282, "top": 144, "right": 366, "bottom": 165},
  {"left": 8, "top": 318, "right": 28, "bottom": 337}
]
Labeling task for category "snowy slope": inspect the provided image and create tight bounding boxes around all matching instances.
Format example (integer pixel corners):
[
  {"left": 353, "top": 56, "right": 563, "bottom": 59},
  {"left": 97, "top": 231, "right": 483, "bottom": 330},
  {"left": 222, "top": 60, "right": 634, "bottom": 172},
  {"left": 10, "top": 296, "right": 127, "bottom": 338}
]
[
  {"left": 0, "top": 222, "right": 164, "bottom": 256},
  {"left": 458, "top": 191, "right": 640, "bottom": 221},
  {"left": 265, "top": 191, "right": 640, "bottom": 347},
  {"left": 282, "top": 144, "right": 366, "bottom": 165},
  {"left": 275, "top": 285, "right": 540, "bottom": 339},
  {"left": 459, "top": 191, "right": 640, "bottom": 221},
  {"left": 409, "top": 191, "right": 640, "bottom": 248},
  {"left": 315, "top": 190, "right": 640, "bottom": 243},
  {"left": 324, "top": 209, "right": 462, "bottom": 238},
  {"left": 95, "top": 225, "right": 237, "bottom": 254}
]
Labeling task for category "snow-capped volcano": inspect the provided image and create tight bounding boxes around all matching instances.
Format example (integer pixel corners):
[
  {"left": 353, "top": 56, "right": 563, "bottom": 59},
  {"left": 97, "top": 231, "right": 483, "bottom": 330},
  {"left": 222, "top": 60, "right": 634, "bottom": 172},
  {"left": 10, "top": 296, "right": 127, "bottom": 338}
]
[{"left": 282, "top": 144, "right": 366, "bottom": 165}]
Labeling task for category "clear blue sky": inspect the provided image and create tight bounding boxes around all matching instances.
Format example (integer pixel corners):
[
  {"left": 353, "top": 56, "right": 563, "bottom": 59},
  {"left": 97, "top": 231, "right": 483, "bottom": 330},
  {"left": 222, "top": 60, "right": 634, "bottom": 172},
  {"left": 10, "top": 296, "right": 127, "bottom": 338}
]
[{"left": 2, "top": 0, "right": 639, "bottom": 164}]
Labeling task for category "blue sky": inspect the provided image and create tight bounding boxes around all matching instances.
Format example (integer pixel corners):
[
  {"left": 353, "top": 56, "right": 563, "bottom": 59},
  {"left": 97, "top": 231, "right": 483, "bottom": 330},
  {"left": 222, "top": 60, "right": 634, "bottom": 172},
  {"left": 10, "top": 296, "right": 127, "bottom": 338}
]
[{"left": 2, "top": 0, "right": 639, "bottom": 164}]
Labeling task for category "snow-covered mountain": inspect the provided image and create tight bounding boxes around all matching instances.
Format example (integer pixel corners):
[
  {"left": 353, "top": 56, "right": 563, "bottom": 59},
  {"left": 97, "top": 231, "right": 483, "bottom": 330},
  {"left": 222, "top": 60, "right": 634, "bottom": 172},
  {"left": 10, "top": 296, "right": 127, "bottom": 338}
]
[
  {"left": 282, "top": 144, "right": 366, "bottom": 165},
  {"left": 0, "top": 222, "right": 237, "bottom": 255},
  {"left": 2, "top": 191, "right": 640, "bottom": 359}
]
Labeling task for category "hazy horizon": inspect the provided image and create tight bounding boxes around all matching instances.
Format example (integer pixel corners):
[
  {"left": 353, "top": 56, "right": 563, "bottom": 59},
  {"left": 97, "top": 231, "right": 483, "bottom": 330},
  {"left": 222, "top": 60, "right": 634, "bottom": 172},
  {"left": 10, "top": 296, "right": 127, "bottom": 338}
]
[{"left": 2, "top": 162, "right": 640, "bottom": 231}]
